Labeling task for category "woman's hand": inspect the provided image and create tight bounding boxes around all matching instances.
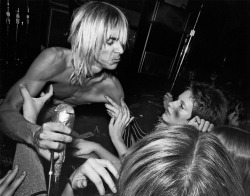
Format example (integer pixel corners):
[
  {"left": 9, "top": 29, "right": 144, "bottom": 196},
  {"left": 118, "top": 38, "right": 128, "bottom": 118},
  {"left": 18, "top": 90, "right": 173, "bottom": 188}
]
[
  {"left": 109, "top": 107, "right": 131, "bottom": 141},
  {"left": 188, "top": 116, "right": 214, "bottom": 132},
  {"left": 163, "top": 92, "right": 173, "bottom": 110},
  {"left": 70, "top": 158, "right": 118, "bottom": 195},
  {"left": 71, "top": 139, "right": 98, "bottom": 159},
  {"left": 19, "top": 83, "right": 53, "bottom": 123},
  {"left": 0, "top": 165, "right": 26, "bottom": 196}
]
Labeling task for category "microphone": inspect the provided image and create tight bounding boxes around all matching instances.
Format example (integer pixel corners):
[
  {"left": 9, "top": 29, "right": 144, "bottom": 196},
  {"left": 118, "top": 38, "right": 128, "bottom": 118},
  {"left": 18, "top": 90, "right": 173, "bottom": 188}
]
[{"left": 48, "top": 104, "right": 75, "bottom": 196}]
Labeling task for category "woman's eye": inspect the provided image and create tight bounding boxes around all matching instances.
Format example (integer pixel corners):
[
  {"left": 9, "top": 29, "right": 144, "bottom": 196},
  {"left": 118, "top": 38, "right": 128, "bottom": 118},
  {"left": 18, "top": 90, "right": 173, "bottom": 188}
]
[{"left": 181, "top": 104, "right": 185, "bottom": 109}]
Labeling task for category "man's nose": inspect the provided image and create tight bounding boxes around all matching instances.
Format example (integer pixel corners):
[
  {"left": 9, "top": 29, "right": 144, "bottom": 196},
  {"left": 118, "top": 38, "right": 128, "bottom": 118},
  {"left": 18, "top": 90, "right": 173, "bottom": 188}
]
[{"left": 115, "top": 42, "right": 124, "bottom": 54}]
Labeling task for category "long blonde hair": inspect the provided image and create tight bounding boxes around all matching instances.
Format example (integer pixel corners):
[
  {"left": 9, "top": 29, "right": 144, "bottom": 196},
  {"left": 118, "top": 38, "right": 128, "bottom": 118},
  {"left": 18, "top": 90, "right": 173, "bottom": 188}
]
[
  {"left": 118, "top": 125, "right": 244, "bottom": 196},
  {"left": 68, "top": 1, "right": 128, "bottom": 85}
]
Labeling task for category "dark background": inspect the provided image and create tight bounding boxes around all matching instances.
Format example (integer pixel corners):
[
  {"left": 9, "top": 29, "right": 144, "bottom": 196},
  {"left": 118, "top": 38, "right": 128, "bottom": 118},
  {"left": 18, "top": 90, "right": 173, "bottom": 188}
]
[
  {"left": 0, "top": 0, "right": 249, "bottom": 97},
  {"left": 0, "top": 0, "right": 250, "bottom": 190}
]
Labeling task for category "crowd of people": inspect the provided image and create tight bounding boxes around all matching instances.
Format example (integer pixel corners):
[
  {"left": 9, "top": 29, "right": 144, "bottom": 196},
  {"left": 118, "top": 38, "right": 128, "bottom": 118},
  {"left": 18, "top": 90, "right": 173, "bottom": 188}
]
[{"left": 0, "top": 1, "right": 249, "bottom": 196}]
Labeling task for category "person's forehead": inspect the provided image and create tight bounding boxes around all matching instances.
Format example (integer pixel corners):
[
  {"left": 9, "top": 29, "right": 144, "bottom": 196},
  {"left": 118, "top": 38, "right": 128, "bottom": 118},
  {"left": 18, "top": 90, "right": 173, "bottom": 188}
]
[
  {"left": 106, "top": 29, "right": 120, "bottom": 39},
  {"left": 179, "top": 90, "right": 193, "bottom": 104}
]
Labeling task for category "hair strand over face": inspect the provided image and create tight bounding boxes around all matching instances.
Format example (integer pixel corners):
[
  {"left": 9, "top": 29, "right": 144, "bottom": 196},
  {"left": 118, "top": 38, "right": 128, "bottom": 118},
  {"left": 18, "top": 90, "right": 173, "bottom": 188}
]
[{"left": 68, "top": 1, "right": 128, "bottom": 85}]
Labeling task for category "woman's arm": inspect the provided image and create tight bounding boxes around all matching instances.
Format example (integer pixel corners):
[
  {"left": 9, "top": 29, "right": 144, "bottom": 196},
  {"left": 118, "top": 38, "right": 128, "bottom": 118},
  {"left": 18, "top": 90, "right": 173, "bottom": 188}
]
[{"left": 72, "top": 139, "right": 121, "bottom": 170}]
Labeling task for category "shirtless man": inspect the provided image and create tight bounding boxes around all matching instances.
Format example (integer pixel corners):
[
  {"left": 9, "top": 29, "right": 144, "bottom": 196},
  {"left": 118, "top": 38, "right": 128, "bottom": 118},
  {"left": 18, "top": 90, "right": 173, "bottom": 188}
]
[{"left": 0, "top": 1, "right": 128, "bottom": 161}]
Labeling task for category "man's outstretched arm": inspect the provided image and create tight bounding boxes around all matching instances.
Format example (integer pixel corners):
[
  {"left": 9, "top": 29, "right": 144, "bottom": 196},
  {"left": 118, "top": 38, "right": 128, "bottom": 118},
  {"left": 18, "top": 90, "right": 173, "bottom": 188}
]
[{"left": 0, "top": 48, "right": 72, "bottom": 160}]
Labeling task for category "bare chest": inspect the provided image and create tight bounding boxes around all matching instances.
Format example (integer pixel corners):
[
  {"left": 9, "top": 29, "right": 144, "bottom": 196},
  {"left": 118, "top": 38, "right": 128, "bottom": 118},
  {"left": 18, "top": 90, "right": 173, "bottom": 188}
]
[{"left": 51, "top": 83, "right": 100, "bottom": 105}]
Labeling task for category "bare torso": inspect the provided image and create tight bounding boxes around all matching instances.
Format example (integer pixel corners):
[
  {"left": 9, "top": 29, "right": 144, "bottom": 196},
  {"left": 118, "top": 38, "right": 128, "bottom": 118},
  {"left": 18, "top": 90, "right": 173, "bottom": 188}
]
[{"left": 4, "top": 47, "right": 124, "bottom": 111}]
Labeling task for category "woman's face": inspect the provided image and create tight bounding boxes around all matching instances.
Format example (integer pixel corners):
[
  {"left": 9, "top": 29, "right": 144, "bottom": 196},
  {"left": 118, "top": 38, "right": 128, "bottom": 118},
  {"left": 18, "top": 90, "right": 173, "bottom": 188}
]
[{"left": 162, "top": 90, "right": 193, "bottom": 125}]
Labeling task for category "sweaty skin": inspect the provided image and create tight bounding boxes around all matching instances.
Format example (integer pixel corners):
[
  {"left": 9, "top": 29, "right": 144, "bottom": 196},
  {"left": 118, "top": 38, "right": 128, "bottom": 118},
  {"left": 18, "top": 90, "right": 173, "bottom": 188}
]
[{"left": 0, "top": 47, "right": 124, "bottom": 160}]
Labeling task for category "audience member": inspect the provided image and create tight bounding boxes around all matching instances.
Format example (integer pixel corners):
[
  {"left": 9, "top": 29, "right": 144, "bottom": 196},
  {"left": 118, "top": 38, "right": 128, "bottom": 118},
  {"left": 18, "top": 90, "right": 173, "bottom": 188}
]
[
  {"left": 104, "top": 81, "right": 228, "bottom": 157},
  {"left": 213, "top": 125, "right": 250, "bottom": 195},
  {"left": 16, "top": 81, "right": 242, "bottom": 196},
  {"left": 66, "top": 125, "right": 244, "bottom": 196},
  {"left": 0, "top": 166, "right": 26, "bottom": 196}
]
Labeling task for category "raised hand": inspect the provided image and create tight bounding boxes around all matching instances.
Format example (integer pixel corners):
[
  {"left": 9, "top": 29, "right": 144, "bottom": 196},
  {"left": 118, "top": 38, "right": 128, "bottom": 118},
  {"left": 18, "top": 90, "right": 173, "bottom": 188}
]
[
  {"left": 108, "top": 107, "right": 131, "bottom": 157},
  {"left": 0, "top": 165, "right": 26, "bottom": 196},
  {"left": 188, "top": 116, "right": 214, "bottom": 132},
  {"left": 105, "top": 96, "right": 133, "bottom": 125},
  {"left": 19, "top": 83, "right": 53, "bottom": 123},
  {"left": 163, "top": 92, "right": 173, "bottom": 110},
  {"left": 109, "top": 107, "right": 130, "bottom": 141},
  {"left": 104, "top": 96, "right": 122, "bottom": 118},
  {"left": 69, "top": 158, "right": 118, "bottom": 195}
]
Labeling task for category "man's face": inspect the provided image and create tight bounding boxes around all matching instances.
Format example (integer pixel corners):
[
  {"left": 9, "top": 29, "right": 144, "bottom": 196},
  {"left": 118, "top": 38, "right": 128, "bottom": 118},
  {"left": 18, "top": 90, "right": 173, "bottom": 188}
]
[
  {"left": 162, "top": 90, "right": 193, "bottom": 125},
  {"left": 92, "top": 30, "right": 124, "bottom": 74}
]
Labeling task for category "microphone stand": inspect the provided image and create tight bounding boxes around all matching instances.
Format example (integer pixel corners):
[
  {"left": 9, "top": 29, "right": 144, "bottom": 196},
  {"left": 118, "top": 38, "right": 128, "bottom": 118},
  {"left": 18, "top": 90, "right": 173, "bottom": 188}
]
[{"left": 169, "top": 3, "right": 204, "bottom": 93}]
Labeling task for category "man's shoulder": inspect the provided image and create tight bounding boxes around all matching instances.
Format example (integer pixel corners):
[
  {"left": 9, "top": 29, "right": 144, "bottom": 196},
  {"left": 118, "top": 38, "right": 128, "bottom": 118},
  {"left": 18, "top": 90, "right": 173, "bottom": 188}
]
[
  {"left": 39, "top": 47, "right": 71, "bottom": 62},
  {"left": 101, "top": 72, "right": 121, "bottom": 87},
  {"left": 100, "top": 72, "right": 124, "bottom": 101},
  {"left": 26, "top": 47, "right": 72, "bottom": 81}
]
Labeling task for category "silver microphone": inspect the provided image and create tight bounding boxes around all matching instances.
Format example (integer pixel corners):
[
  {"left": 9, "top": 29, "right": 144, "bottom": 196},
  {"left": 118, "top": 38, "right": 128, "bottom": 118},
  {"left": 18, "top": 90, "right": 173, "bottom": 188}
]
[{"left": 48, "top": 104, "right": 75, "bottom": 195}]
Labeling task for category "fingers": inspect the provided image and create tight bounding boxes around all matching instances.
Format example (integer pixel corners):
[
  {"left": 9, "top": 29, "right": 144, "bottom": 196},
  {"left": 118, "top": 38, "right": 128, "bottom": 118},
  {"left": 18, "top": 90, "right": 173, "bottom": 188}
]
[
  {"left": 19, "top": 83, "right": 32, "bottom": 102},
  {"left": 96, "top": 159, "right": 119, "bottom": 179},
  {"left": 0, "top": 171, "right": 11, "bottom": 184},
  {"left": 0, "top": 166, "right": 19, "bottom": 189},
  {"left": 121, "top": 107, "right": 130, "bottom": 126},
  {"left": 105, "top": 104, "right": 119, "bottom": 115},
  {"left": 120, "top": 97, "right": 126, "bottom": 107},
  {"left": 84, "top": 159, "right": 117, "bottom": 195},
  {"left": 3, "top": 171, "right": 26, "bottom": 196},
  {"left": 207, "top": 123, "right": 214, "bottom": 132},
  {"left": 106, "top": 109, "right": 116, "bottom": 118},
  {"left": 192, "top": 116, "right": 214, "bottom": 132},
  {"left": 164, "top": 92, "right": 172, "bottom": 98},
  {"left": 198, "top": 119, "right": 214, "bottom": 132},
  {"left": 0, "top": 165, "right": 26, "bottom": 196},
  {"left": 34, "top": 123, "right": 72, "bottom": 151},
  {"left": 188, "top": 116, "right": 199, "bottom": 129},
  {"left": 109, "top": 116, "right": 115, "bottom": 126},
  {"left": 43, "top": 122, "right": 72, "bottom": 135},
  {"left": 104, "top": 96, "right": 118, "bottom": 108},
  {"left": 198, "top": 119, "right": 205, "bottom": 131},
  {"left": 40, "top": 85, "right": 53, "bottom": 101}
]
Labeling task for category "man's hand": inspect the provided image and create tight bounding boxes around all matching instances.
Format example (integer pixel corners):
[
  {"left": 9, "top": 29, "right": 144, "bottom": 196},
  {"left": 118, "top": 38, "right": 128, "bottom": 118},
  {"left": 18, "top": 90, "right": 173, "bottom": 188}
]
[
  {"left": 188, "top": 116, "right": 214, "bottom": 132},
  {"left": 32, "top": 122, "right": 72, "bottom": 160},
  {"left": 19, "top": 83, "right": 72, "bottom": 160},
  {"left": 71, "top": 139, "right": 98, "bottom": 159},
  {"left": 0, "top": 165, "right": 26, "bottom": 196},
  {"left": 163, "top": 92, "right": 173, "bottom": 110},
  {"left": 19, "top": 83, "right": 53, "bottom": 123},
  {"left": 69, "top": 158, "right": 118, "bottom": 195}
]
